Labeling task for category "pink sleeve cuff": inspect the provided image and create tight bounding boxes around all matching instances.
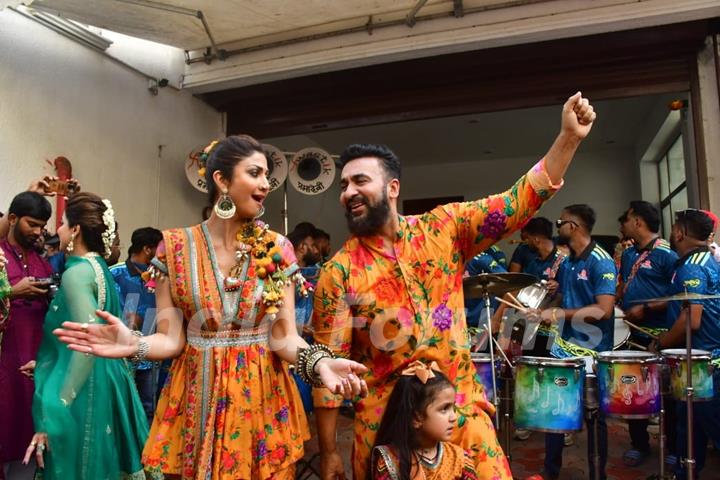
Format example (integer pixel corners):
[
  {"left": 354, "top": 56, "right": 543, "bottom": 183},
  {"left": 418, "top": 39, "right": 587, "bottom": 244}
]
[{"left": 528, "top": 159, "right": 564, "bottom": 195}]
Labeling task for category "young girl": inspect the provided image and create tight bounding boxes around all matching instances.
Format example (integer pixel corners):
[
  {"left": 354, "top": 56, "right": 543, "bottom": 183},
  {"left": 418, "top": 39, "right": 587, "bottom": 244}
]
[{"left": 371, "top": 360, "right": 478, "bottom": 480}]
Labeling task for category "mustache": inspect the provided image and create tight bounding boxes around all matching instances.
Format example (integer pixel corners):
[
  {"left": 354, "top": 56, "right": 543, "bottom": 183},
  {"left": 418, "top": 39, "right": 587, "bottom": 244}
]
[{"left": 346, "top": 194, "right": 367, "bottom": 210}]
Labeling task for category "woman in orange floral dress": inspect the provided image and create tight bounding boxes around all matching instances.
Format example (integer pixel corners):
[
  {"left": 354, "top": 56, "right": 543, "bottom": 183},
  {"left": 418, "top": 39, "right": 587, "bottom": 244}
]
[{"left": 54, "top": 135, "right": 368, "bottom": 479}]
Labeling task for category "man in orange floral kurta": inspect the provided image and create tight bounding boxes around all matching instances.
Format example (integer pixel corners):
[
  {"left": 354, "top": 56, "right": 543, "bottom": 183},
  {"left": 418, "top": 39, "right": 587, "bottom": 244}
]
[{"left": 312, "top": 93, "right": 597, "bottom": 480}]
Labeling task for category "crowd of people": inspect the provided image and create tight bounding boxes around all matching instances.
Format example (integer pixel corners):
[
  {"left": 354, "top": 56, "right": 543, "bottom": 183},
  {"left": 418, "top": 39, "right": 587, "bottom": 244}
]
[{"left": 2, "top": 91, "right": 713, "bottom": 480}]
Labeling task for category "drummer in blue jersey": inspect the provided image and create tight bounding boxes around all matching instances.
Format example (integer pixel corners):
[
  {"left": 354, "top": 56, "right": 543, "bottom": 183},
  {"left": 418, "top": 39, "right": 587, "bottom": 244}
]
[
  {"left": 526, "top": 204, "right": 616, "bottom": 480},
  {"left": 520, "top": 217, "right": 567, "bottom": 355},
  {"left": 651, "top": 209, "right": 720, "bottom": 480},
  {"left": 509, "top": 228, "right": 537, "bottom": 273},
  {"left": 616, "top": 201, "right": 679, "bottom": 466}
]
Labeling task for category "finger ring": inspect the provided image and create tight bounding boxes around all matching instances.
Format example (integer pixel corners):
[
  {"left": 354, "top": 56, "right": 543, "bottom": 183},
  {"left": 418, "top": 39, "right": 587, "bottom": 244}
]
[
  {"left": 37, "top": 444, "right": 45, "bottom": 452},
  {"left": 81, "top": 323, "right": 89, "bottom": 332},
  {"left": 30, "top": 442, "right": 36, "bottom": 447}
]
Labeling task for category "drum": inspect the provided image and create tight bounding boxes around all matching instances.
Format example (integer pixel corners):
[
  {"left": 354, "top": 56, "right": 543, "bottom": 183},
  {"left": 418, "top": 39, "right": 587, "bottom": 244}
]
[
  {"left": 613, "top": 307, "right": 630, "bottom": 350},
  {"left": 661, "top": 349, "right": 715, "bottom": 402},
  {"left": 513, "top": 356, "right": 585, "bottom": 433},
  {"left": 471, "top": 353, "right": 501, "bottom": 403},
  {"left": 596, "top": 351, "right": 661, "bottom": 418}
]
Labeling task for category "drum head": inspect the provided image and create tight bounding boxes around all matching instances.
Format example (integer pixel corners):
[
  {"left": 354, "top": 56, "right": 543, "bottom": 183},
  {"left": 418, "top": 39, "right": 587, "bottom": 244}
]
[
  {"left": 597, "top": 350, "right": 660, "bottom": 363},
  {"left": 470, "top": 352, "right": 491, "bottom": 362},
  {"left": 515, "top": 356, "right": 585, "bottom": 368},
  {"left": 661, "top": 348, "right": 712, "bottom": 360},
  {"left": 613, "top": 316, "right": 630, "bottom": 350}
]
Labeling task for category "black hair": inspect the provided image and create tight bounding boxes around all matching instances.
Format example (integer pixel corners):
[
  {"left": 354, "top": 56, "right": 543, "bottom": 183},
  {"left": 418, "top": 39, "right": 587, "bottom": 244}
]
[
  {"left": 128, "top": 227, "right": 163, "bottom": 256},
  {"left": 373, "top": 368, "right": 454, "bottom": 480},
  {"left": 675, "top": 209, "right": 714, "bottom": 241},
  {"left": 523, "top": 217, "right": 553, "bottom": 240},
  {"left": 563, "top": 204, "right": 596, "bottom": 232},
  {"left": 204, "top": 135, "right": 264, "bottom": 204},
  {"left": 292, "top": 222, "right": 317, "bottom": 238},
  {"left": 65, "top": 192, "right": 111, "bottom": 257},
  {"left": 45, "top": 234, "right": 60, "bottom": 247},
  {"left": 628, "top": 201, "right": 660, "bottom": 233},
  {"left": 313, "top": 228, "right": 330, "bottom": 241},
  {"left": 8, "top": 192, "right": 52, "bottom": 221},
  {"left": 287, "top": 228, "right": 312, "bottom": 249},
  {"left": 338, "top": 144, "right": 401, "bottom": 181}
]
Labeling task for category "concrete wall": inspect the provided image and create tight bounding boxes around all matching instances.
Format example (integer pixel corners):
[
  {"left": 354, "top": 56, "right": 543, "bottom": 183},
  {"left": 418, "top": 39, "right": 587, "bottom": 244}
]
[
  {"left": 0, "top": 10, "right": 222, "bottom": 253},
  {"left": 260, "top": 146, "right": 638, "bottom": 258}
]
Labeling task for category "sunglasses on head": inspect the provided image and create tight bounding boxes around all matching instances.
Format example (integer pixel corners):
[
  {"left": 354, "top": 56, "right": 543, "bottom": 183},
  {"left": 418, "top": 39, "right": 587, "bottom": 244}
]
[{"left": 556, "top": 219, "right": 578, "bottom": 228}]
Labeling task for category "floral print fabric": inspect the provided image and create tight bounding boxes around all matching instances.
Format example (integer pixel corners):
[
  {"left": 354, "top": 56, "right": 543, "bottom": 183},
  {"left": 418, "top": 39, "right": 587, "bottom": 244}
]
[
  {"left": 312, "top": 160, "right": 560, "bottom": 480},
  {"left": 142, "top": 224, "right": 309, "bottom": 479}
]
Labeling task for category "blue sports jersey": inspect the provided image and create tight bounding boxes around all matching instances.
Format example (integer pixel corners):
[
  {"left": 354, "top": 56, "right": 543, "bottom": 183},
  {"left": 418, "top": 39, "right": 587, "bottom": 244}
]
[
  {"left": 666, "top": 247, "right": 720, "bottom": 351},
  {"left": 486, "top": 245, "right": 507, "bottom": 267},
  {"left": 621, "top": 238, "right": 678, "bottom": 330},
  {"left": 524, "top": 246, "right": 565, "bottom": 282},
  {"left": 510, "top": 243, "right": 537, "bottom": 270},
  {"left": 557, "top": 241, "right": 616, "bottom": 352}
]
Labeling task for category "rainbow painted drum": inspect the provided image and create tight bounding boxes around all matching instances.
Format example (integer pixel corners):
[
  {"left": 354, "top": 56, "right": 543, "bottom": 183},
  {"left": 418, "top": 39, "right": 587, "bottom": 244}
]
[
  {"left": 661, "top": 349, "right": 715, "bottom": 402},
  {"left": 513, "top": 356, "right": 585, "bottom": 433},
  {"left": 596, "top": 351, "right": 661, "bottom": 419},
  {"left": 471, "top": 353, "right": 500, "bottom": 403}
]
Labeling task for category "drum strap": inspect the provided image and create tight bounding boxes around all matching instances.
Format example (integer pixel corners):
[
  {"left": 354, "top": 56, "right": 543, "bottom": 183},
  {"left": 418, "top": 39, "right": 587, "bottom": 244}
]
[
  {"left": 623, "top": 237, "right": 663, "bottom": 295},
  {"left": 550, "top": 334, "right": 597, "bottom": 358},
  {"left": 548, "top": 250, "right": 567, "bottom": 280}
]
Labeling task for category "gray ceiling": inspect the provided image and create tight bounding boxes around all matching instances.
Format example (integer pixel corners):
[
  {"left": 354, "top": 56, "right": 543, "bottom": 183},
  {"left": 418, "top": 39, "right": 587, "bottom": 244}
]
[{"left": 266, "top": 93, "right": 682, "bottom": 166}]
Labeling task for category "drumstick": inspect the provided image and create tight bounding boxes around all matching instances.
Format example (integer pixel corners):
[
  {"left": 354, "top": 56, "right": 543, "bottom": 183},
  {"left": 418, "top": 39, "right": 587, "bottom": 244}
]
[
  {"left": 496, "top": 297, "right": 528, "bottom": 313},
  {"left": 628, "top": 341, "right": 648, "bottom": 351},
  {"left": 623, "top": 319, "right": 659, "bottom": 340},
  {"left": 506, "top": 292, "right": 524, "bottom": 309}
]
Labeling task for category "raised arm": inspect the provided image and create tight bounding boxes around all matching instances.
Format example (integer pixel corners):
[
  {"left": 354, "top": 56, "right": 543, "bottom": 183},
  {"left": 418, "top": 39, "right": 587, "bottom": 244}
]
[{"left": 449, "top": 93, "right": 596, "bottom": 262}]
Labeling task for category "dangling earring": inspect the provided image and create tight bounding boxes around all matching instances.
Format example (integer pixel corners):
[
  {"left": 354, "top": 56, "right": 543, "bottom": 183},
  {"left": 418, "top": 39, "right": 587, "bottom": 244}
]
[
  {"left": 67, "top": 233, "right": 75, "bottom": 253},
  {"left": 255, "top": 205, "right": 265, "bottom": 219},
  {"left": 214, "top": 191, "right": 236, "bottom": 220}
]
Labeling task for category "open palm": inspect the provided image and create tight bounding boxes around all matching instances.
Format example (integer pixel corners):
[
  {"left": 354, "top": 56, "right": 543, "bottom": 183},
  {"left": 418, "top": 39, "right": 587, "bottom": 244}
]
[
  {"left": 316, "top": 357, "right": 369, "bottom": 399},
  {"left": 53, "top": 310, "right": 136, "bottom": 358}
]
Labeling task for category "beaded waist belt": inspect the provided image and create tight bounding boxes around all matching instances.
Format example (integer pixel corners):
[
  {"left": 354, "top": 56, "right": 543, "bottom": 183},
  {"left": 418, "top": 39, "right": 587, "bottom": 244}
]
[{"left": 187, "top": 325, "right": 269, "bottom": 348}]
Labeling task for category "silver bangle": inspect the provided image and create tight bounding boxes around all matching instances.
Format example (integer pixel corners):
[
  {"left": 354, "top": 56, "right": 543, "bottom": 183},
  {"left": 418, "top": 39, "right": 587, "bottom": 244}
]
[{"left": 130, "top": 330, "right": 149, "bottom": 362}]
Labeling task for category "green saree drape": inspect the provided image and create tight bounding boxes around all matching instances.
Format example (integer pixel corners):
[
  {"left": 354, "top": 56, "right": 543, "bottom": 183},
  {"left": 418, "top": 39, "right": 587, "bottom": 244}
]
[{"left": 33, "top": 254, "right": 148, "bottom": 479}]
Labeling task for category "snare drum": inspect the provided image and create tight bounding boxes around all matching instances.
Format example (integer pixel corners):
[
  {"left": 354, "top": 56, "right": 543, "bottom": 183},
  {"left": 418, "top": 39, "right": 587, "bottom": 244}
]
[
  {"left": 661, "top": 349, "right": 715, "bottom": 402},
  {"left": 471, "top": 353, "right": 501, "bottom": 403},
  {"left": 596, "top": 351, "right": 661, "bottom": 418},
  {"left": 613, "top": 307, "right": 630, "bottom": 350},
  {"left": 513, "top": 356, "right": 585, "bottom": 433}
]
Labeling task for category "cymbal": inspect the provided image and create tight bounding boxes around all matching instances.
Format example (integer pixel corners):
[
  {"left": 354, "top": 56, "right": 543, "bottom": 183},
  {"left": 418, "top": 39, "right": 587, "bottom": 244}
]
[
  {"left": 463, "top": 272, "right": 538, "bottom": 298},
  {"left": 632, "top": 292, "right": 720, "bottom": 303}
]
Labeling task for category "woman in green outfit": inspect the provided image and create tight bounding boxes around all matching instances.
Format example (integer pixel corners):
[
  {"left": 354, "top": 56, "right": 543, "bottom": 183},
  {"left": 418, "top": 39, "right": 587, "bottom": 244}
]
[{"left": 24, "top": 192, "right": 148, "bottom": 479}]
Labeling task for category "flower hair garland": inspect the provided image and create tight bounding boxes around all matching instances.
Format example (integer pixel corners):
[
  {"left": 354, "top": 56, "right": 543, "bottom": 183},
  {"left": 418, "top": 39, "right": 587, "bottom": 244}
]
[
  {"left": 101, "top": 199, "right": 116, "bottom": 258},
  {"left": 194, "top": 140, "right": 219, "bottom": 179}
]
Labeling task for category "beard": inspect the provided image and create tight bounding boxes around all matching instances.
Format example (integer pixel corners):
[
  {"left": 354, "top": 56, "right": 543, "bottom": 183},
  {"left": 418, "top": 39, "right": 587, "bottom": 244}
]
[
  {"left": 344, "top": 191, "right": 391, "bottom": 237},
  {"left": 14, "top": 228, "right": 37, "bottom": 250},
  {"left": 302, "top": 251, "right": 322, "bottom": 266}
]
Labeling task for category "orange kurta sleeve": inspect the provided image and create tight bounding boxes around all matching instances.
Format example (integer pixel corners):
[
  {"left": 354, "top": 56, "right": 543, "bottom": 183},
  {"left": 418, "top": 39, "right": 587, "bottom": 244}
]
[
  {"left": 441, "top": 159, "right": 562, "bottom": 263},
  {"left": 311, "top": 260, "right": 354, "bottom": 408}
]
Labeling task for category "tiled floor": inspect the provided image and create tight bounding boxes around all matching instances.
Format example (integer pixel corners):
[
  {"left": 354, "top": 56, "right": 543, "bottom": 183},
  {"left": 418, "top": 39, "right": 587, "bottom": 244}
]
[{"left": 298, "top": 411, "right": 720, "bottom": 479}]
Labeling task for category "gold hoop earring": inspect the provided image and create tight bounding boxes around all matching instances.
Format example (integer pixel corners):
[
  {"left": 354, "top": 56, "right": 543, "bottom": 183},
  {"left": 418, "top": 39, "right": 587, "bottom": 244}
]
[{"left": 214, "top": 192, "right": 236, "bottom": 220}]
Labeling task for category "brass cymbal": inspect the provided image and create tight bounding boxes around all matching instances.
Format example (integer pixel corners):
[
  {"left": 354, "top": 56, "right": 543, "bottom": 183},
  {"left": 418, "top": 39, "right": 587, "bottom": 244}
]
[
  {"left": 463, "top": 272, "right": 538, "bottom": 298},
  {"left": 633, "top": 292, "right": 720, "bottom": 303}
]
